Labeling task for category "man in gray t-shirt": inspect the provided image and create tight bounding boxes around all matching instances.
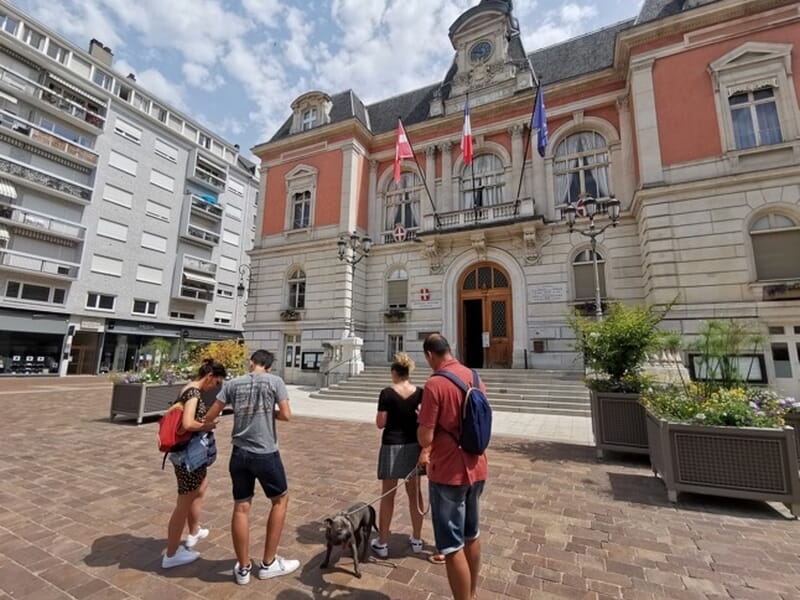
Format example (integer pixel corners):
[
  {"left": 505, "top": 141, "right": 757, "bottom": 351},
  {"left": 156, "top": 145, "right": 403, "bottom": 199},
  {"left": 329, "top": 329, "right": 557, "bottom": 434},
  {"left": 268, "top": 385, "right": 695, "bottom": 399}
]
[{"left": 204, "top": 349, "right": 299, "bottom": 585}]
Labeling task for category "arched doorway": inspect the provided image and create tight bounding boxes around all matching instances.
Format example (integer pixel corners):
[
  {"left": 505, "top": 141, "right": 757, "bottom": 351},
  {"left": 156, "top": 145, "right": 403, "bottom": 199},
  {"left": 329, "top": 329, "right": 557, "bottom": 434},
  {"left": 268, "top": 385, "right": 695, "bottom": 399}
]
[{"left": 458, "top": 262, "right": 513, "bottom": 368}]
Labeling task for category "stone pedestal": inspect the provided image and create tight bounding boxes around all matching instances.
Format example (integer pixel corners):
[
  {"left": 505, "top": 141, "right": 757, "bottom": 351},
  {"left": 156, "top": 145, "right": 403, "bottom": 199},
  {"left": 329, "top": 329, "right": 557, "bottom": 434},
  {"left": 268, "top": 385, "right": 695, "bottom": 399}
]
[{"left": 318, "top": 336, "right": 364, "bottom": 387}]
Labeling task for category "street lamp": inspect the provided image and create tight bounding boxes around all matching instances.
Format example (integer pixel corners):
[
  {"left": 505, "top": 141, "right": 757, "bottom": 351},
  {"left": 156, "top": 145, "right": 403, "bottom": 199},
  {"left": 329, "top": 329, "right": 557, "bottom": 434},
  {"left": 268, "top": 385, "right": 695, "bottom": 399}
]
[
  {"left": 337, "top": 231, "right": 372, "bottom": 336},
  {"left": 237, "top": 264, "right": 251, "bottom": 298},
  {"left": 561, "top": 194, "right": 621, "bottom": 319}
]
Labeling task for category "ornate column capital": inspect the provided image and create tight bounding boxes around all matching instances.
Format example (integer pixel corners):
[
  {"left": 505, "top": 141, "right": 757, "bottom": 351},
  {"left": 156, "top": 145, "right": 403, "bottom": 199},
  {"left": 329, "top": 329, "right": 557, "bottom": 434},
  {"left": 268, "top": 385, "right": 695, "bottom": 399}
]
[
  {"left": 369, "top": 159, "right": 379, "bottom": 171},
  {"left": 508, "top": 123, "right": 525, "bottom": 137},
  {"left": 424, "top": 145, "right": 437, "bottom": 158},
  {"left": 437, "top": 141, "right": 453, "bottom": 153},
  {"left": 616, "top": 95, "right": 630, "bottom": 112}
]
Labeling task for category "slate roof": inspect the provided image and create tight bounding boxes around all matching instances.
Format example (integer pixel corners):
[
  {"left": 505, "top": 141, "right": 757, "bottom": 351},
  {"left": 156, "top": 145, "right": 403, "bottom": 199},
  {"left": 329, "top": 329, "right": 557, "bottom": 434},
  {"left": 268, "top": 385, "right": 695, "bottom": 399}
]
[{"left": 266, "top": 1, "right": 702, "bottom": 145}]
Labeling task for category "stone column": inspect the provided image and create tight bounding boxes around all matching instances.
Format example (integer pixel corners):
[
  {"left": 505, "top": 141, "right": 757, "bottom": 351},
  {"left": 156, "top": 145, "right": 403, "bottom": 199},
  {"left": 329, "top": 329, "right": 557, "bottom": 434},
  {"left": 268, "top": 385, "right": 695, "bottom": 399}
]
[
  {"left": 630, "top": 57, "right": 664, "bottom": 185},
  {"left": 616, "top": 96, "right": 635, "bottom": 209},
  {"left": 508, "top": 123, "right": 524, "bottom": 202},
  {"left": 254, "top": 165, "right": 268, "bottom": 247},
  {"left": 338, "top": 141, "right": 366, "bottom": 234},
  {"left": 438, "top": 141, "right": 453, "bottom": 212},
  {"left": 368, "top": 159, "right": 380, "bottom": 241},
  {"left": 424, "top": 145, "right": 437, "bottom": 218}
]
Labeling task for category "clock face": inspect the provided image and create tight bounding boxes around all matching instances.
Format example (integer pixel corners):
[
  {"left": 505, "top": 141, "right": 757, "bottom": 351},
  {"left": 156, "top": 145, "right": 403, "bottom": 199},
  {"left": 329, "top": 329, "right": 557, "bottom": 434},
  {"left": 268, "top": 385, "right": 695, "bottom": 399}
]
[{"left": 469, "top": 41, "right": 492, "bottom": 63}]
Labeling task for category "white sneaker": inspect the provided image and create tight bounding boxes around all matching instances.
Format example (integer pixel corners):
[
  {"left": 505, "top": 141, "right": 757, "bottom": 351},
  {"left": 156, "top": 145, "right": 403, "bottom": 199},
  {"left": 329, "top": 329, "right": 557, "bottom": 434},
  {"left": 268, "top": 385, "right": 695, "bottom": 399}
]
[
  {"left": 233, "top": 561, "right": 251, "bottom": 585},
  {"left": 257, "top": 556, "right": 300, "bottom": 579},
  {"left": 162, "top": 546, "right": 199, "bottom": 569},
  {"left": 185, "top": 527, "right": 209, "bottom": 548},
  {"left": 409, "top": 537, "right": 424, "bottom": 553},
  {"left": 370, "top": 538, "right": 389, "bottom": 559}
]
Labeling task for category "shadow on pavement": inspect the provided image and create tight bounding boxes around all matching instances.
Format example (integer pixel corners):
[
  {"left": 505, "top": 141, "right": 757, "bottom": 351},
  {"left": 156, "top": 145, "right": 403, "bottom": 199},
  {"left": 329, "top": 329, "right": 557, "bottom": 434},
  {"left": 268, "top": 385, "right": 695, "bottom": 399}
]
[
  {"left": 279, "top": 554, "right": 390, "bottom": 600},
  {"left": 83, "top": 533, "right": 232, "bottom": 583},
  {"left": 607, "top": 472, "right": 794, "bottom": 519},
  {"left": 498, "top": 440, "right": 599, "bottom": 465}
]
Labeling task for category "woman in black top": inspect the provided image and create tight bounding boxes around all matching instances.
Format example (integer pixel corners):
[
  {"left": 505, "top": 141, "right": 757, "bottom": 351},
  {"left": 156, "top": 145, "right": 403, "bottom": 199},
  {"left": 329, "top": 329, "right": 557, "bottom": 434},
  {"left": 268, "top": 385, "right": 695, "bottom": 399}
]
[{"left": 370, "top": 352, "right": 426, "bottom": 558}]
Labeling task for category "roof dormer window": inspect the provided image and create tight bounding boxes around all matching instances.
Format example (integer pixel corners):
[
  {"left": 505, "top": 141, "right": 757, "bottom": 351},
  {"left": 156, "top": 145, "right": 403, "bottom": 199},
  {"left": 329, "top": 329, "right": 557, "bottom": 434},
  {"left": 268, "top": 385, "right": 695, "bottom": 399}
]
[
  {"left": 302, "top": 108, "right": 318, "bottom": 131},
  {"left": 290, "top": 91, "right": 333, "bottom": 135}
]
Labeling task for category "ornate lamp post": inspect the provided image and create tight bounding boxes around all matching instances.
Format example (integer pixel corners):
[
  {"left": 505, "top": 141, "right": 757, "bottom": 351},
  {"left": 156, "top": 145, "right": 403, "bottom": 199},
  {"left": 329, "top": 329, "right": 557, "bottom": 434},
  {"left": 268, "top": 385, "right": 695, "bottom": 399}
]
[
  {"left": 562, "top": 195, "right": 621, "bottom": 319},
  {"left": 237, "top": 263, "right": 251, "bottom": 298},
  {"left": 337, "top": 231, "right": 372, "bottom": 336}
]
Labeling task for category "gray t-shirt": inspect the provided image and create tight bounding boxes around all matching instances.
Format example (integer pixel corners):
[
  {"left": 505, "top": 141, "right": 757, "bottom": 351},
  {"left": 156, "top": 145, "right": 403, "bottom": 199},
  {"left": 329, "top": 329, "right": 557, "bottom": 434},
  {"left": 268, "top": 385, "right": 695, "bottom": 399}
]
[{"left": 218, "top": 372, "right": 288, "bottom": 454}]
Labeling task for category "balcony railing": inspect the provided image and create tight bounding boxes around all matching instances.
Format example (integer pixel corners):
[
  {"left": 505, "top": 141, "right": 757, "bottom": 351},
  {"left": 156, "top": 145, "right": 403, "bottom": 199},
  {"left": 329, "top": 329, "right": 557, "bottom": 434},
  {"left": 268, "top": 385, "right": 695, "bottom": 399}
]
[
  {"left": 0, "top": 65, "right": 107, "bottom": 130},
  {"left": 189, "top": 194, "right": 223, "bottom": 220},
  {"left": 191, "top": 165, "right": 226, "bottom": 191},
  {"left": 381, "top": 227, "right": 419, "bottom": 244},
  {"left": 0, "top": 202, "right": 85, "bottom": 241},
  {"left": 184, "top": 224, "right": 220, "bottom": 246},
  {"left": 182, "top": 256, "right": 217, "bottom": 275},
  {"left": 180, "top": 285, "right": 214, "bottom": 302},
  {"left": 0, "top": 110, "right": 98, "bottom": 167},
  {"left": 0, "top": 156, "right": 93, "bottom": 202},
  {"left": 421, "top": 197, "right": 535, "bottom": 232},
  {"left": 0, "top": 248, "right": 79, "bottom": 278}
]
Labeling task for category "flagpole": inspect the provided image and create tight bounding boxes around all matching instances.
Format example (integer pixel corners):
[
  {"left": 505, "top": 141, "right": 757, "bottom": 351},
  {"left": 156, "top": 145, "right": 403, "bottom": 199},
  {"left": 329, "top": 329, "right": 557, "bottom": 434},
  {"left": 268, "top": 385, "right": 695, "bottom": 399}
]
[
  {"left": 513, "top": 80, "right": 539, "bottom": 217},
  {"left": 399, "top": 117, "right": 441, "bottom": 229}
]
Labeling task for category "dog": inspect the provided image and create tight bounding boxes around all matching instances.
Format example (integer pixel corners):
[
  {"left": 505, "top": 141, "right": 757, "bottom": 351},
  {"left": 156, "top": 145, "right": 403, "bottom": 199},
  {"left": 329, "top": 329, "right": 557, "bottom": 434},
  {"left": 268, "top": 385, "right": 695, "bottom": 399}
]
[{"left": 320, "top": 502, "right": 377, "bottom": 578}]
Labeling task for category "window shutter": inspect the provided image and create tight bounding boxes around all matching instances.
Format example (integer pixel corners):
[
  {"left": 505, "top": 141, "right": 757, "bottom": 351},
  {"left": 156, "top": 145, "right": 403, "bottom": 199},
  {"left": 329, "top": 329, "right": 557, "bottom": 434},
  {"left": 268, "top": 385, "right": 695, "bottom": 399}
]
[
  {"left": 752, "top": 230, "right": 800, "bottom": 280},
  {"left": 574, "top": 263, "right": 606, "bottom": 300},
  {"left": 387, "top": 279, "right": 407, "bottom": 308}
]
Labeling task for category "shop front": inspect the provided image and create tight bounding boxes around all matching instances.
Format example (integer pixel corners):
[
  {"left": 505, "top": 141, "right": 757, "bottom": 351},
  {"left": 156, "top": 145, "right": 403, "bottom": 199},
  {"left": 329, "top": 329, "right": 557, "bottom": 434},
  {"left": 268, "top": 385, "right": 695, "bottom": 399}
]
[{"left": 0, "top": 308, "right": 68, "bottom": 375}]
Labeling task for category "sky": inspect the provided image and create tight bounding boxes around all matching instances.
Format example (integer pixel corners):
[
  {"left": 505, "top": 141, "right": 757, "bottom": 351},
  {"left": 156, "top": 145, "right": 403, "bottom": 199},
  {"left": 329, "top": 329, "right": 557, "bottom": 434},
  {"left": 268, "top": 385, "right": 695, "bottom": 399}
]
[{"left": 13, "top": 0, "right": 644, "bottom": 158}]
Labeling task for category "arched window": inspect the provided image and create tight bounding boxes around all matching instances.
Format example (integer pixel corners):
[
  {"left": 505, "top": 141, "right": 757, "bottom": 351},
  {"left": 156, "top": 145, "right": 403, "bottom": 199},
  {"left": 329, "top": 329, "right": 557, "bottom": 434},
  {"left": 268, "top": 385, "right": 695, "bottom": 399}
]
[
  {"left": 386, "top": 268, "right": 408, "bottom": 309},
  {"left": 287, "top": 268, "right": 306, "bottom": 309},
  {"left": 383, "top": 172, "right": 420, "bottom": 243},
  {"left": 750, "top": 214, "right": 800, "bottom": 281},
  {"left": 554, "top": 132, "right": 610, "bottom": 206},
  {"left": 572, "top": 249, "right": 606, "bottom": 301},
  {"left": 461, "top": 154, "right": 505, "bottom": 209}
]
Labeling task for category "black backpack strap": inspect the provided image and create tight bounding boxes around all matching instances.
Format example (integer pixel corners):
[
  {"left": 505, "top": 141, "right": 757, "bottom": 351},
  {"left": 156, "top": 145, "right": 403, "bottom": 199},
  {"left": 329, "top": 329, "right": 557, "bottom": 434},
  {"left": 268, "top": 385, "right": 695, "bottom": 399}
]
[
  {"left": 161, "top": 452, "right": 168, "bottom": 470},
  {"left": 432, "top": 370, "right": 469, "bottom": 446}
]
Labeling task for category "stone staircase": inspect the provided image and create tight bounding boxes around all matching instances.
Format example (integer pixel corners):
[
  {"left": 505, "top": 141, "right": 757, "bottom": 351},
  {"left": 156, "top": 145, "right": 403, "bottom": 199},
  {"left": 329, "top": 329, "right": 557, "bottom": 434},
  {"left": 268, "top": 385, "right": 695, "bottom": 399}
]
[{"left": 310, "top": 366, "right": 590, "bottom": 417}]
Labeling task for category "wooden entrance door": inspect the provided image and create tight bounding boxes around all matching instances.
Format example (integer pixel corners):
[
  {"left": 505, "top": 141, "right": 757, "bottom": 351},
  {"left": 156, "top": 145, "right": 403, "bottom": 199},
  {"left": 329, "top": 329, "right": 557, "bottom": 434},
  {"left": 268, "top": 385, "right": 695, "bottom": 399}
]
[{"left": 458, "top": 263, "right": 512, "bottom": 368}]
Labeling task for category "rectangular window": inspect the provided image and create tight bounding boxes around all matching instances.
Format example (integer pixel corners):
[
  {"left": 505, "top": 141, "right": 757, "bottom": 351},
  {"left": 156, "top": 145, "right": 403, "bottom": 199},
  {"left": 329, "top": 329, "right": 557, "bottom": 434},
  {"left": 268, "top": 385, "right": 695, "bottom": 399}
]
[
  {"left": 136, "top": 265, "right": 163, "bottom": 285},
  {"left": 102, "top": 183, "right": 133, "bottom": 209},
  {"left": 132, "top": 299, "right": 157, "bottom": 316},
  {"left": 52, "top": 288, "right": 66, "bottom": 304},
  {"left": 90, "top": 254, "right": 123, "bottom": 277},
  {"left": 22, "top": 25, "right": 44, "bottom": 50},
  {"left": 86, "top": 292, "right": 116, "bottom": 310},
  {"left": 214, "top": 310, "right": 232, "bottom": 325},
  {"left": 149, "top": 169, "right": 175, "bottom": 192},
  {"left": 216, "top": 285, "right": 234, "bottom": 299},
  {"left": 199, "top": 133, "right": 212, "bottom": 150},
  {"left": 387, "top": 279, "right": 408, "bottom": 309},
  {"left": 151, "top": 104, "right": 168, "bottom": 123},
  {"left": 729, "top": 88, "right": 783, "bottom": 150},
  {"left": 168, "top": 114, "right": 183, "bottom": 133},
  {"left": 219, "top": 256, "right": 237, "bottom": 272},
  {"left": 772, "top": 342, "right": 792, "bottom": 378},
  {"left": 114, "top": 117, "right": 142, "bottom": 143},
  {"left": 132, "top": 93, "right": 150, "bottom": 114},
  {"left": 46, "top": 42, "right": 68, "bottom": 64},
  {"left": 145, "top": 199, "right": 170, "bottom": 221},
  {"left": 170, "top": 311, "right": 195, "bottom": 320},
  {"left": 292, "top": 191, "right": 311, "bottom": 229},
  {"left": 0, "top": 13, "right": 19, "bottom": 35},
  {"left": 4, "top": 281, "right": 20, "bottom": 297},
  {"left": 387, "top": 335, "right": 404, "bottom": 362},
  {"left": 154, "top": 138, "right": 178, "bottom": 162},
  {"left": 19, "top": 283, "right": 49, "bottom": 302},
  {"left": 225, "top": 203, "right": 243, "bottom": 221},
  {"left": 108, "top": 151, "right": 138, "bottom": 176},
  {"left": 227, "top": 179, "right": 245, "bottom": 197},
  {"left": 223, "top": 229, "right": 240, "bottom": 246},
  {"left": 302, "top": 108, "right": 317, "bottom": 131},
  {"left": 141, "top": 231, "right": 167, "bottom": 253},
  {"left": 93, "top": 69, "right": 113, "bottom": 90},
  {"left": 114, "top": 81, "right": 131, "bottom": 102},
  {"left": 68, "top": 55, "right": 92, "bottom": 79},
  {"left": 96, "top": 218, "right": 129, "bottom": 242}
]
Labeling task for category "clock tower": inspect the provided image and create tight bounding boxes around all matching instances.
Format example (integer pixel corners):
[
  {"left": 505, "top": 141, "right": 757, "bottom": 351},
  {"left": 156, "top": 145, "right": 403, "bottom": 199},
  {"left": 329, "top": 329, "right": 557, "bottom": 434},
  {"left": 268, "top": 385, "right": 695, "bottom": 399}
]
[{"left": 431, "top": 0, "right": 534, "bottom": 117}]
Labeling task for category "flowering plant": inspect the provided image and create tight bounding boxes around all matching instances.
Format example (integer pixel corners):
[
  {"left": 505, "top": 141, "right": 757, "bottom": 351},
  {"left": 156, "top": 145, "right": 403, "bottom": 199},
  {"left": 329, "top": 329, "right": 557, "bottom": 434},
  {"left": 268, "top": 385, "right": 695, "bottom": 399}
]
[
  {"left": 642, "top": 383, "right": 798, "bottom": 428},
  {"left": 109, "top": 366, "right": 187, "bottom": 385}
]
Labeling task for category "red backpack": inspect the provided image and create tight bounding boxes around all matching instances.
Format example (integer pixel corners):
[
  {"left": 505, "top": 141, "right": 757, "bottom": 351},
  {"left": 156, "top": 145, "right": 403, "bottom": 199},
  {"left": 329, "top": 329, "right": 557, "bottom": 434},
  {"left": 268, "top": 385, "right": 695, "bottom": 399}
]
[{"left": 158, "top": 404, "right": 192, "bottom": 468}]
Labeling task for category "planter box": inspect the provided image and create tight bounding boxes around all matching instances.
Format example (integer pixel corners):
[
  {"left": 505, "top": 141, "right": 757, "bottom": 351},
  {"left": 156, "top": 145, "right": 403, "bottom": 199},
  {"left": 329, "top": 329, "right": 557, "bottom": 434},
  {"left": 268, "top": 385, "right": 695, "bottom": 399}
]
[
  {"left": 109, "top": 383, "right": 185, "bottom": 424},
  {"left": 646, "top": 409, "right": 800, "bottom": 516},
  {"left": 590, "top": 390, "right": 648, "bottom": 458},
  {"left": 784, "top": 412, "right": 800, "bottom": 461}
]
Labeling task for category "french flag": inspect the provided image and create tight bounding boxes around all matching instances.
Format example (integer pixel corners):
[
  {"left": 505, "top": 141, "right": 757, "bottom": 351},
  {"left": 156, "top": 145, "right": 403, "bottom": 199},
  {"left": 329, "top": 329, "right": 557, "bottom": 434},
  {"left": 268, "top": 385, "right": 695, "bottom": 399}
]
[{"left": 461, "top": 97, "right": 473, "bottom": 166}]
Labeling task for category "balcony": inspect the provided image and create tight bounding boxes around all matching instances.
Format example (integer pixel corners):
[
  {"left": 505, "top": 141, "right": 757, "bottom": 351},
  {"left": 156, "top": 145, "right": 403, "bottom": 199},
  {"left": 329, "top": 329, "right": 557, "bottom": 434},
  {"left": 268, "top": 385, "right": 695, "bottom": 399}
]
[
  {"left": 0, "top": 156, "right": 93, "bottom": 203},
  {"left": 0, "top": 202, "right": 85, "bottom": 244},
  {"left": 178, "top": 260, "right": 217, "bottom": 303},
  {"left": 189, "top": 194, "right": 223, "bottom": 221},
  {"left": 182, "top": 223, "right": 220, "bottom": 247},
  {"left": 0, "top": 65, "right": 107, "bottom": 132},
  {"left": 0, "top": 248, "right": 79, "bottom": 279},
  {"left": 189, "top": 153, "right": 227, "bottom": 193},
  {"left": 381, "top": 227, "right": 419, "bottom": 244},
  {"left": 182, "top": 255, "right": 217, "bottom": 276},
  {"left": 421, "top": 197, "right": 536, "bottom": 232},
  {"left": 0, "top": 110, "right": 98, "bottom": 168},
  {"left": 179, "top": 285, "right": 214, "bottom": 302}
]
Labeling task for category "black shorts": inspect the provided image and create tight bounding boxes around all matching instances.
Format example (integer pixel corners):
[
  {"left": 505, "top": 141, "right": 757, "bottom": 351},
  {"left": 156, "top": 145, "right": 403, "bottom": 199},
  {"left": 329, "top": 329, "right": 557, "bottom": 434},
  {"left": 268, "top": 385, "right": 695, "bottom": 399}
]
[{"left": 229, "top": 446, "right": 288, "bottom": 502}]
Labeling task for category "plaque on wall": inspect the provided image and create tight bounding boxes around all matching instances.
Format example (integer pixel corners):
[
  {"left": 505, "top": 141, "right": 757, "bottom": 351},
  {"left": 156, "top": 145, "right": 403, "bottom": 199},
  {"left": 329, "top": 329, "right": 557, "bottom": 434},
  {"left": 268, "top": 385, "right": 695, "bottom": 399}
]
[{"left": 530, "top": 283, "right": 567, "bottom": 303}]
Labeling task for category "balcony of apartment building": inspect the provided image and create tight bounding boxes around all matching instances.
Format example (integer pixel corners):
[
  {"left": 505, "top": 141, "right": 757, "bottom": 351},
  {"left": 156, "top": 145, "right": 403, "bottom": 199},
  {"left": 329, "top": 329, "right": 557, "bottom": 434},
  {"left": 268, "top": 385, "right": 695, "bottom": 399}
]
[
  {"left": 0, "top": 107, "right": 98, "bottom": 169},
  {"left": 0, "top": 64, "right": 107, "bottom": 133},
  {"left": 187, "top": 149, "right": 227, "bottom": 193},
  {"left": 175, "top": 254, "right": 217, "bottom": 303},
  {"left": 0, "top": 150, "right": 93, "bottom": 204},
  {"left": 180, "top": 192, "right": 222, "bottom": 248}
]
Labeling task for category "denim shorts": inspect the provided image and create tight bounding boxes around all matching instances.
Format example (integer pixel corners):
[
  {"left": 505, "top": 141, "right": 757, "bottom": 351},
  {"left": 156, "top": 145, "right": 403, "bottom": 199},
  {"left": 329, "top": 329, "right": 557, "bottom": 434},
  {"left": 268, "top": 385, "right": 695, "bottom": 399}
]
[
  {"left": 429, "top": 480, "right": 485, "bottom": 555},
  {"left": 229, "top": 446, "right": 288, "bottom": 502}
]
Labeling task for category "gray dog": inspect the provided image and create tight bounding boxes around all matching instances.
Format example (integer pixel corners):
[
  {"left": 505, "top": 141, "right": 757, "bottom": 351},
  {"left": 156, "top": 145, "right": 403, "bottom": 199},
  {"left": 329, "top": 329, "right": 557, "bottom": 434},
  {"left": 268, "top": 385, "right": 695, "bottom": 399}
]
[{"left": 320, "top": 502, "right": 377, "bottom": 578}]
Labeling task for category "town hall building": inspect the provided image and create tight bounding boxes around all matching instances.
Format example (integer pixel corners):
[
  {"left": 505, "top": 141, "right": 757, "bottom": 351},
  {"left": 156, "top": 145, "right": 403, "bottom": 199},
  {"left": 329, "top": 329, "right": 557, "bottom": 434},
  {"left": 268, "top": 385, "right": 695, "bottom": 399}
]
[{"left": 248, "top": 0, "right": 800, "bottom": 398}]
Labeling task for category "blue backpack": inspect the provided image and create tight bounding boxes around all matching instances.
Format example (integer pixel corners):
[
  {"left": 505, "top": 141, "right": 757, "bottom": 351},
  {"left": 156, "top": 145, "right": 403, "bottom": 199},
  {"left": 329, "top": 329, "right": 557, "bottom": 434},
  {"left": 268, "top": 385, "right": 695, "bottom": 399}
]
[{"left": 433, "top": 369, "right": 492, "bottom": 455}]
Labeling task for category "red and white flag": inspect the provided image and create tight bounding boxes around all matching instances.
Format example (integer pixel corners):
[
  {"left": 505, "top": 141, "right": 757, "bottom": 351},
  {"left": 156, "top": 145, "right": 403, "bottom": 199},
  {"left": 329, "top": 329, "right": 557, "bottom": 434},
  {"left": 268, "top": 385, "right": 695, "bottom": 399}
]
[
  {"left": 461, "top": 98, "right": 473, "bottom": 166},
  {"left": 394, "top": 119, "right": 413, "bottom": 183}
]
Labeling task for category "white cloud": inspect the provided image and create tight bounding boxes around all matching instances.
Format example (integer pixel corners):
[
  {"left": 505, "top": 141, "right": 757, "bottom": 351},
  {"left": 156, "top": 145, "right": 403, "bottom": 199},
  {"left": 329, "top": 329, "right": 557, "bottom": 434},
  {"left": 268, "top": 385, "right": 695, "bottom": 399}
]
[
  {"left": 242, "top": 0, "right": 284, "bottom": 25},
  {"left": 19, "top": 1, "right": 123, "bottom": 50},
  {"left": 520, "top": 2, "right": 602, "bottom": 50},
  {"left": 182, "top": 63, "right": 225, "bottom": 91},
  {"left": 116, "top": 59, "right": 188, "bottom": 111}
]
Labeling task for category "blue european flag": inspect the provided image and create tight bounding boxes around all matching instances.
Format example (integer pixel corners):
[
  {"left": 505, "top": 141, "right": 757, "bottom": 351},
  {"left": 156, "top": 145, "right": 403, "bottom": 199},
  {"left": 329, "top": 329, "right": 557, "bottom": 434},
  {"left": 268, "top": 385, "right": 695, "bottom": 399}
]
[{"left": 532, "top": 83, "right": 548, "bottom": 157}]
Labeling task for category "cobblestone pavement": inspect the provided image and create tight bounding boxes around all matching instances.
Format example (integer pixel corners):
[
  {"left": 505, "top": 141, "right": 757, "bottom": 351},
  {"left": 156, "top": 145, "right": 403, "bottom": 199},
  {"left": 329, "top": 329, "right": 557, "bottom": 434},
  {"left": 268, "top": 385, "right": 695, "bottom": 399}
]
[{"left": 1, "top": 377, "right": 800, "bottom": 599}]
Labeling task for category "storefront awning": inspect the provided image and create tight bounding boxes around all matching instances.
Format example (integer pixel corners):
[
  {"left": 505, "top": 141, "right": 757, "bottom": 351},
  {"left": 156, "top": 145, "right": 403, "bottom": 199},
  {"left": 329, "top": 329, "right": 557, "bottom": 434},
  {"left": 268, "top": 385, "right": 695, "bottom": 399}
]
[
  {"left": 47, "top": 73, "right": 107, "bottom": 107},
  {"left": 183, "top": 271, "right": 217, "bottom": 286},
  {"left": 0, "top": 179, "right": 17, "bottom": 200},
  {"left": 0, "top": 308, "right": 68, "bottom": 335}
]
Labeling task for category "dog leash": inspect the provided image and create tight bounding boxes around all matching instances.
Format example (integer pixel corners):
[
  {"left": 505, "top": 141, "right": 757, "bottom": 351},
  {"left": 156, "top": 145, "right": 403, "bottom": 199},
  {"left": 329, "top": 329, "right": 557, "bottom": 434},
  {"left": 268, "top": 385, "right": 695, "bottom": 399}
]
[{"left": 342, "top": 466, "right": 429, "bottom": 517}]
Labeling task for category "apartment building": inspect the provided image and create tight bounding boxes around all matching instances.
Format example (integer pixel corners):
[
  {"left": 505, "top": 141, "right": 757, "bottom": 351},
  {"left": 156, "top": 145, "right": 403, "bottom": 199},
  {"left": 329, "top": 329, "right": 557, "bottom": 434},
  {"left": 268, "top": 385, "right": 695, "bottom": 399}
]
[
  {"left": 0, "top": 2, "right": 259, "bottom": 376},
  {"left": 249, "top": 0, "right": 800, "bottom": 398}
]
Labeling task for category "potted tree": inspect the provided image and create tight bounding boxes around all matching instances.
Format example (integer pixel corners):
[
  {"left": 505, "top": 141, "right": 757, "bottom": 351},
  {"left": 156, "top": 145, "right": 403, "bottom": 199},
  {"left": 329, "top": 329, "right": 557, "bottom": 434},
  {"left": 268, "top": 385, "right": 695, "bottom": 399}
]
[
  {"left": 568, "top": 301, "right": 671, "bottom": 458},
  {"left": 642, "top": 320, "right": 800, "bottom": 515}
]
